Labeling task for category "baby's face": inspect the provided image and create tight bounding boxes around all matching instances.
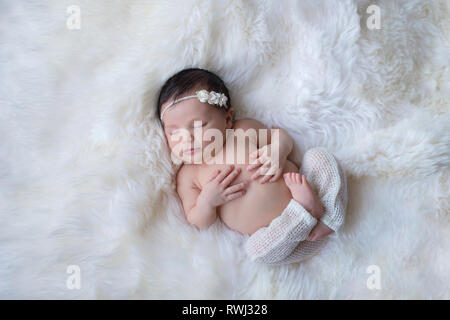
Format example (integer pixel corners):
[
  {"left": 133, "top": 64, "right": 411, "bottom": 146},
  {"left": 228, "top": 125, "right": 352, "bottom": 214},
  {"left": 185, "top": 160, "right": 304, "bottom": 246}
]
[{"left": 161, "top": 94, "right": 234, "bottom": 164}]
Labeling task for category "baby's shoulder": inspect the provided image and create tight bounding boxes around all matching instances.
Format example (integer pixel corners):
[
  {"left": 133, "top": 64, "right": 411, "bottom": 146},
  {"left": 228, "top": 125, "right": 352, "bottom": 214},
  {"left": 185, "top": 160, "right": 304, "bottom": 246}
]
[
  {"left": 232, "top": 117, "right": 268, "bottom": 131},
  {"left": 176, "top": 164, "right": 200, "bottom": 188},
  {"left": 176, "top": 164, "right": 197, "bottom": 180}
]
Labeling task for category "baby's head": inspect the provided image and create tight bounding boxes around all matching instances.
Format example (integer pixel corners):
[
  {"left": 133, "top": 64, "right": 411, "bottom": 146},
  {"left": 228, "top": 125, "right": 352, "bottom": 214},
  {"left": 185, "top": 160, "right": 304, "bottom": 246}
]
[{"left": 156, "top": 68, "right": 235, "bottom": 164}]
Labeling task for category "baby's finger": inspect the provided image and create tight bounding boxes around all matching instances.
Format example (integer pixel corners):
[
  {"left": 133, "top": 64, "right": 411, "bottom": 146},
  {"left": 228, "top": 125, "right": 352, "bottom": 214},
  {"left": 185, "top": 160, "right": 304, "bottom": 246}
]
[
  {"left": 248, "top": 151, "right": 263, "bottom": 167},
  {"left": 220, "top": 167, "right": 241, "bottom": 187},
  {"left": 259, "top": 165, "right": 277, "bottom": 184},
  {"left": 225, "top": 190, "right": 246, "bottom": 201},
  {"left": 266, "top": 164, "right": 279, "bottom": 175},
  {"left": 251, "top": 163, "right": 269, "bottom": 180},
  {"left": 215, "top": 165, "right": 234, "bottom": 183},
  {"left": 224, "top": 181, "right": 248, "bottom": 195},
  {"left": 248, "top": 147, "right": 269, "bottom": 164},
  {"left": 269, "top": 170, "right": 283, "bottom": 183},
  {"left": 249, "top": 148, "right": 260, "bottom": 158},
  {"left": 208, "top": 169, "right": 221, "bottom": 182},
  {"left": 259, "top": 174, "right": 273, "bottom": 184},
  {"left": 247, "top": 160, "right": 262, "bottom": 171}
]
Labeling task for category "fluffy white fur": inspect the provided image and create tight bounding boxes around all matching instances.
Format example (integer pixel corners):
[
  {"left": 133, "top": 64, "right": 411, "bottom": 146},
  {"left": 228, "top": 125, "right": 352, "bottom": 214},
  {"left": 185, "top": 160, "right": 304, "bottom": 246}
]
[{"left": 0, "top": 0, "right": 448, "bottom": 299}]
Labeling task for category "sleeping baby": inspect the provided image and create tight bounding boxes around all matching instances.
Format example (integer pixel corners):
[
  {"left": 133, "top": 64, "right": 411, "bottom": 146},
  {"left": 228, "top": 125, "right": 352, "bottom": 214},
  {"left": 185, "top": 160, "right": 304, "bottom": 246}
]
[{"left": 156, "top": 67, "right": 348, "bottom": 265}]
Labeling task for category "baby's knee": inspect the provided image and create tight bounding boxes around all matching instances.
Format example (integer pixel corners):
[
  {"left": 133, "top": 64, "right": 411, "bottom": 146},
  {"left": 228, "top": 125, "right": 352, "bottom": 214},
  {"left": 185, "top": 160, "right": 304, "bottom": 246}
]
[{"left": 301, "top": 147, "right": 335, "bottom": 174}]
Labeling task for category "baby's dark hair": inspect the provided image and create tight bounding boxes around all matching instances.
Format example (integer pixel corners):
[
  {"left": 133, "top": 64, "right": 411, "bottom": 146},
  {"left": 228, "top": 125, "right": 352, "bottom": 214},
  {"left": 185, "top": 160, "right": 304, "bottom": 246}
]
[{"left": 156, "top": 67, "right": 233, "bottom": 125}]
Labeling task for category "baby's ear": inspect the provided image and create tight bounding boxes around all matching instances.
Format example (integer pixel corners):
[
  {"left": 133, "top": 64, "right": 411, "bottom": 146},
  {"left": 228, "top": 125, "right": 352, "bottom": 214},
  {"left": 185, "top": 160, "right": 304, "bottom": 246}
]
[{"left": 225, "top": 107, "right": 234, "bottom": 128}]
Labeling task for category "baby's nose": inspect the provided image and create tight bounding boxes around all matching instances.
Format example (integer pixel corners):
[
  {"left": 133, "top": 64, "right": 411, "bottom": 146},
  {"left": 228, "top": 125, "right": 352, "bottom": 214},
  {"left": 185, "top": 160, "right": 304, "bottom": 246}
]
[{"left": 178, "top": 130, "right": 194, "bottom": 141}]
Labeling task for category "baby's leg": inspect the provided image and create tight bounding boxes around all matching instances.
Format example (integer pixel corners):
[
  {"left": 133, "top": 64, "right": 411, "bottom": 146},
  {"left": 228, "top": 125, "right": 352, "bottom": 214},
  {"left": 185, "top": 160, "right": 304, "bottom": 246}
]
[
  {"left": 269, "top": 148, "right": 348, "bottom": 265},
  {"left": 301, "top": 147, "right": 348, "bottom": 234},
  {"left": 245, "top": 147, "right": 347, "bottom": 265},
  {"left": 245, "top": 198, "right": 318, "bottom": 264},
  {"left": 261, "top": 238, "right": 328, "bottom": 266}
]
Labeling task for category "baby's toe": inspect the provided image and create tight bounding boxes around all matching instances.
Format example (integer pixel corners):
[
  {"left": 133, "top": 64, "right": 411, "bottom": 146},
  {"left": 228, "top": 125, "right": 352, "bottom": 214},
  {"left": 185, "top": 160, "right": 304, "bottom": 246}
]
[
  {"left": 283, "top": 173, "right": 292, "bottom": 185},
  {"left": 302, "top": 176, "right": 314, "bottom": 191}
]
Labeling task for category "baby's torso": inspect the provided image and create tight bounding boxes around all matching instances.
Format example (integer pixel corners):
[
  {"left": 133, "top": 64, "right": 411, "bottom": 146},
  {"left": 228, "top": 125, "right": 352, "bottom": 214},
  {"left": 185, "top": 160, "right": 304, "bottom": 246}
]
[{"left": 194, "top": 123, "right": 299, "bottom": 235}]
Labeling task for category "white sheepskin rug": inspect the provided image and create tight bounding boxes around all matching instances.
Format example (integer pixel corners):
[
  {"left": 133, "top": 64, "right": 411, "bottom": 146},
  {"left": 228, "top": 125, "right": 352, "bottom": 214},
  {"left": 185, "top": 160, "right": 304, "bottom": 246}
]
[{"left": 1, "top": 0, "right": 449, "bottom": 299}]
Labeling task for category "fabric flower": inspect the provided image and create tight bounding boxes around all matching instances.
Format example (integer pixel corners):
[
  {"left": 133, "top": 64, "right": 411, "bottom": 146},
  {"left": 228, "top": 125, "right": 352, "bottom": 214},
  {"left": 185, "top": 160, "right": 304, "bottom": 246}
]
[
  {"left": 195, "top": 90, "right": 227, "bottom": 108},
  {"left": 207, "top": 91, "right": 220, "bottom": 105},
  {"left": 196, "top": 90, "right": 210, "bottom": 103},
  {"left": 218, "top": 95, "right": 228, "bottom": 107}
]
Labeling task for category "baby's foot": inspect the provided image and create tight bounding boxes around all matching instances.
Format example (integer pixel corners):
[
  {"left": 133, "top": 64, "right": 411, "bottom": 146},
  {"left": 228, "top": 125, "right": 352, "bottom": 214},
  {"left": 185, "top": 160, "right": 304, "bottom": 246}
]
[
  {"left": 307, "top": 221, "right": 334, "bottom": 241},
  {"left": 283, "top": 172, "right": 325, "bottom": 219}
]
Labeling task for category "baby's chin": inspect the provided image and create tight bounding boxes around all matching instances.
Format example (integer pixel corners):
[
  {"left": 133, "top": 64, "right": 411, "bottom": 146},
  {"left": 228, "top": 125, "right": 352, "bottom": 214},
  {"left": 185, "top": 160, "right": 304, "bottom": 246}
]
[{"left": 171, "top": 150, "right": 204, "bottom": 165}]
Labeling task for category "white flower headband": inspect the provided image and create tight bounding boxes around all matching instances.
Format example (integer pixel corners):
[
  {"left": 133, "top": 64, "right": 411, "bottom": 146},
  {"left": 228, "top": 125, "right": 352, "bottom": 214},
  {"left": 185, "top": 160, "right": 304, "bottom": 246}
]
[{"left": 160, "top": 89, "right": 228, "bottom": 124}]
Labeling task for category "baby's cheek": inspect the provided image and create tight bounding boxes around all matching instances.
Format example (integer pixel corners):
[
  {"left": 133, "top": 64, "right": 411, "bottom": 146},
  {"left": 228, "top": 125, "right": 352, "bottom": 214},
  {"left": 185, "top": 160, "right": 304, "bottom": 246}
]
[{"left": 169, "top": 142, "right": 183, "bottom": 159}]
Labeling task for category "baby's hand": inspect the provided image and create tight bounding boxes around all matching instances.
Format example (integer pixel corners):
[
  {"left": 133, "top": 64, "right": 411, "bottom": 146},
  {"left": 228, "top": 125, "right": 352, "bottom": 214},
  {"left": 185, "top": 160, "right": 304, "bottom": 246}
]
[
  {"left": 197, "top": 165, "right": 249, "bottom": 208},
  {"left": 247, "top": 144, "right": 285, "bottom": 184}
]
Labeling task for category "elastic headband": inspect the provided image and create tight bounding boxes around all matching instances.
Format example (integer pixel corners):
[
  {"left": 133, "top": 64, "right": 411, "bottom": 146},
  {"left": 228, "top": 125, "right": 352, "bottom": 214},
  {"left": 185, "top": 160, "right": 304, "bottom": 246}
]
[{"left": 160, "top": 89, "right": 228, "bottom": 124}]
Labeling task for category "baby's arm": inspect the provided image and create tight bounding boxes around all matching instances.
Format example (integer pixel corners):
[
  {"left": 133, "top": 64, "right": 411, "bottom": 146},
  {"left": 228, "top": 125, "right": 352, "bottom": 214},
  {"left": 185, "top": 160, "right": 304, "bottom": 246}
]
[
  {"left": 177, "top": 165, "right": 248, "bottom": 230},
  {"left": 236, "top": 118, "right": 293, "bottom": 156},
  {"left": 177, "top": 166, "right": 218, "bottom": 230},
  {"left": 237, "top": 118, "right": 294, "bottom": 183}
]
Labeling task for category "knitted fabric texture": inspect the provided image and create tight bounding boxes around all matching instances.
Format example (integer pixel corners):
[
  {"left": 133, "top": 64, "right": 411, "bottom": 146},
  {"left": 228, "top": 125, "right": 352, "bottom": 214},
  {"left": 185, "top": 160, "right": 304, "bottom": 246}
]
[
  {"left": 302, "top": 147, "right": 348, "bottom": 232},
  {"left": 245, "top": 147, "right": 348, "bottom": 265}
]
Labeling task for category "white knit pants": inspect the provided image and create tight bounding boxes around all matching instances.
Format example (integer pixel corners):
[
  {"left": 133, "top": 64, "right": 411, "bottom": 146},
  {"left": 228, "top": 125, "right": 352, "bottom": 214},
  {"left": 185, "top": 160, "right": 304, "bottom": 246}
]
[{"left": 245, "top": 147, "right": 348, "bottom": 265}]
